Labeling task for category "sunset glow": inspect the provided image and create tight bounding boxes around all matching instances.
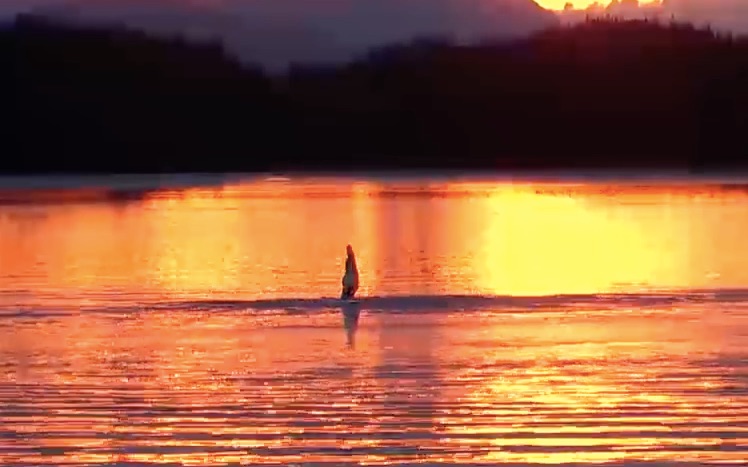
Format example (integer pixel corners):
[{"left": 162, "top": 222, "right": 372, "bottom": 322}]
[
  {"left": 1, "top": 181, "right": 748, "bottom": 301},
  {"left": 1, "top": 179, "right": 748, "bottom": 466},
  {"left": 536, "top": 0, "right": 662, "bottom": 10}
]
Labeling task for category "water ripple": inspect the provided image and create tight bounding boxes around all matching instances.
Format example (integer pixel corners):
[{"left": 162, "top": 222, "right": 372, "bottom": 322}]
[{"left": 1, "top": 303, "right": 747, "bottom": 465}]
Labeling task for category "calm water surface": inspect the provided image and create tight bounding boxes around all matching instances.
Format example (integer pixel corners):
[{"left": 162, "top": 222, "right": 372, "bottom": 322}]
[{"left": 0, "top": 175, "right": 747, "bottom": 466}]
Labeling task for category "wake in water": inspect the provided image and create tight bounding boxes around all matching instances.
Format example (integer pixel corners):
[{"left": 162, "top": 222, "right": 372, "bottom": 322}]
[
  {"left": 164, "top": 292, "right": 717, "bottom": 313},
  {"left": 2, "top": 289, "right": 746, "bottom": 319}
]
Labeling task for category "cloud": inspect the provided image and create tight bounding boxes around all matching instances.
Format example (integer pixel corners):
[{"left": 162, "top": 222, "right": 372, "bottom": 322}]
[{"left": 3, "top": 0, "right": 558, "bottom": 70}]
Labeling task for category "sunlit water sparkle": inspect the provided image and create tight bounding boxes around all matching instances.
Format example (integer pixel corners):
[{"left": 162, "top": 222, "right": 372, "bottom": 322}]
[{"left": 1, "top": 174, "right": 747, "bottom": 466}]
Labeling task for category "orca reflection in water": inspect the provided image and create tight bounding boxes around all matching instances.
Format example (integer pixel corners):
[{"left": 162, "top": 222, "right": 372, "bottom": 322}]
[{"left": 341, "top": 304, "right": 361, "bottom": 349}]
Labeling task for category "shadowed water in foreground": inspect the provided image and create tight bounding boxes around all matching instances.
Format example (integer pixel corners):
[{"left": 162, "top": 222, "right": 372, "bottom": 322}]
[{"left": 0, "top": 175, "right": 747, "bottom": 465}]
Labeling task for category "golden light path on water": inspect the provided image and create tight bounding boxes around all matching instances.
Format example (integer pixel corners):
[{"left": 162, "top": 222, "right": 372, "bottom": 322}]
[{"left": 0, "top": 176, "right": 747, "bottom": 466}]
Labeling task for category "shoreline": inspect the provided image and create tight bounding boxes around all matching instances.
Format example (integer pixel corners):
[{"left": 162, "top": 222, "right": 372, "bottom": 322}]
[{"left": 1, "top": 169, "right": 748, "bottom": 192}]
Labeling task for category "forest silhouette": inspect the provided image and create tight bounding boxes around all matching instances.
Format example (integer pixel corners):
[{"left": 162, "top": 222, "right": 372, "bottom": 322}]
[{"left": 4, "top": 14, "right": 748, "bottom": 173}]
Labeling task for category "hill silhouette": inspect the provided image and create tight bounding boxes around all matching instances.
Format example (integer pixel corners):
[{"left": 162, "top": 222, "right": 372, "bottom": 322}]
[
  {"left": 4, "top": 14, "right": 748, "bottom": 173},
  {"left": 24, "top": 0, "right": 558, "bottom": 72}
]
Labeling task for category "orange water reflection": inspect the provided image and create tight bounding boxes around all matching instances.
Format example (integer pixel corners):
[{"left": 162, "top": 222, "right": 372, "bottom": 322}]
[
  {"left": 432, "top": 290, "right": 747, "bottom": 463},
  {"left": 2, "top": 179, "right": 748, "bottom": 300},
  {"left": 1, "top": 178, "right": 748, "bottom": 465},
  {"left": 477, "top": 181, "right": 740, "bottom": 295},
  {"left": 2, "top": 302, "right": 747, "bottom": 465}
]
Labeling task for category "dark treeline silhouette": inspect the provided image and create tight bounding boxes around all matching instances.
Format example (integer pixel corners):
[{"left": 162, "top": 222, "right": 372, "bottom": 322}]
[{"left": 4, "top": 14, "right": 748, "bottom": 173}]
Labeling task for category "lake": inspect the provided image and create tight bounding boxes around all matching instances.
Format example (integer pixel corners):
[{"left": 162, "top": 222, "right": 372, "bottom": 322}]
[{"left": 0, "top": 173, "right": 747, "bottom": 466}]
